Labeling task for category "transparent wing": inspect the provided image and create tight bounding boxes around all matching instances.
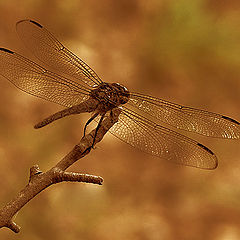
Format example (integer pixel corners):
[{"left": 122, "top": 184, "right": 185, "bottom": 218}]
[
  {"left": 108, "top": 106, "right": 218, "bottom": 169},
  {"left": 16, "top": 19, "right": 102, "bottom": 88},
  {"left": 0, "top": 48, "right": 91, "bottom": 107},
  {"left": 128, "top": 92, "right": 240, "bottom": 139}
]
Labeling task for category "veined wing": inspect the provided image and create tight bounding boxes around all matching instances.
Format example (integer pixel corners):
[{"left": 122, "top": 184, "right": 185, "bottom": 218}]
[
  {"left": 16, "top": 19, "right": 102, "bottom": 88},
  {"left": 128, "top": 92, "right": 240, "bottom": 139},
  {"left": 109, "top": 106, "right": 218, "bottom": 169},
  {"left": 0, "top": 48, "right": 91, "bottom": 107}
]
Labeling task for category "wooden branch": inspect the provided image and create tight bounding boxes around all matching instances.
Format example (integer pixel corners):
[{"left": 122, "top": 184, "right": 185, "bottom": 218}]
[{"left": 0, "top": 108, "right": 121, "bottom": 233}]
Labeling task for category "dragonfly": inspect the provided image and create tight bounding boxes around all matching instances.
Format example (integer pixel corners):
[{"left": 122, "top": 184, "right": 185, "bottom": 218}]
[{"left": 0, "top": 20, "right": 239, "bottom": 170}]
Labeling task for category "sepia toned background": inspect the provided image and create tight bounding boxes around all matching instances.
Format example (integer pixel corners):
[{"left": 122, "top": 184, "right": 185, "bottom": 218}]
[{"left": 0, "top": 0, "right": 240, "bottom": 239}]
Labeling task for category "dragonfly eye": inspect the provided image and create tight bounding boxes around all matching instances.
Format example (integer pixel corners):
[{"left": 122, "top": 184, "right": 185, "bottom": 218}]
[{"left": 112, "top": 83, "right": 129, "bottom": 93}]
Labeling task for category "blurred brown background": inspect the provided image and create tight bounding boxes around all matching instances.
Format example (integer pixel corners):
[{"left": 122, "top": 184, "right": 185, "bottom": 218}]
[{"left": 0, "top": 0, "right": 240, "bottom": 239}]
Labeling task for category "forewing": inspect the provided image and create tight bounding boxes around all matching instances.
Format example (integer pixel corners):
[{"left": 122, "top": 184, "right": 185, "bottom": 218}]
[
  {"left": 0, "top": 48, "right": 90, "bottom": 107},
  {"left": 129, "top": 92, "right": 240, "bottom": 139},
  {"left": 16, "top": 19, "right": 102, "bottom": 88},
  {"left": 108, "top": 107, "right": 218, "bottom": 169}
]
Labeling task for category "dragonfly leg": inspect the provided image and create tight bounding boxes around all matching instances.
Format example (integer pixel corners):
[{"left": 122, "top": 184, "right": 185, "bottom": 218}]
[
  {"left": 83, "top": 112, "right": 99, "bottom": 137},
  {"left": 91, "top": 113, "right": 106, "bottom": 148},
  {"left": 110, "top": 110, "right": 114, "bottom": 122}
]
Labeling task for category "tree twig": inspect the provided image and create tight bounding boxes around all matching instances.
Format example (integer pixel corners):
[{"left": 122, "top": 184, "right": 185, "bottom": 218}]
[{"left": 0, "top": 108, "right": 121, "bottom": 233}]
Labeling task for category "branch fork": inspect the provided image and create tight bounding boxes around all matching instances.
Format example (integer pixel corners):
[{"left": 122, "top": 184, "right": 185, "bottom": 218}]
[{"left": 0, "top": 107, "right": 121, "bottom": 233}]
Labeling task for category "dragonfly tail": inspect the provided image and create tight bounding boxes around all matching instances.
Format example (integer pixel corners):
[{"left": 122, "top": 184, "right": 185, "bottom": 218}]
[{"left": 34, "top": 100, "right": 98, "bottom": 129}]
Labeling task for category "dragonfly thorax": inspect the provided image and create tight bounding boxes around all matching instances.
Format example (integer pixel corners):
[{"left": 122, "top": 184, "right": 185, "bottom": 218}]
[{"left": 90, "top": 82, "right": 130, "bottom": 112}]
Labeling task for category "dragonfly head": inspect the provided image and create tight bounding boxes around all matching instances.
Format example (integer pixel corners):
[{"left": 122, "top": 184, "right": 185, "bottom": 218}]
[
  {"left": 90, "top": 82, "right": 130, "bottom": 112},
  {"left": 111, "top": 83, "right": 130, "bottom": 105}
]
